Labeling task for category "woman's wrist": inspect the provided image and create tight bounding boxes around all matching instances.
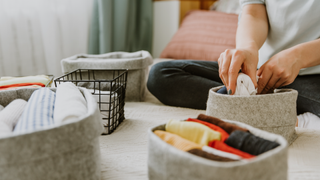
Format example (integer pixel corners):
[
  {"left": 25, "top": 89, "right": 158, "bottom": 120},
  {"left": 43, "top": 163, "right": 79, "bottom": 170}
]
[{"left": 291, "top": 39, "right": 320, "bottom": 69}]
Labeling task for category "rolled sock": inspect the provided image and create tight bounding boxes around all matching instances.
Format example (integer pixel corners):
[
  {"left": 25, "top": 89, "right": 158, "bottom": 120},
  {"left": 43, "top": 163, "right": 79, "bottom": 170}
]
[
  {"left": 208, "top": 140, "right": 255, "bottom": 159},
  {"left": 202, "top": 146, "right": 242, "bottom": 160},
  {"left": 154, "top": 130, "right": 203, "bottom": 151},
  {"left": 54, "top": 82, "right": 87, "bottom": 124},
  {"left": 165, "top": 120, "right": 221, "bottom": 146},
  {"left": 225, "top": 130, "right": 280, "bottom": 156},
  {"left": 14, "top": 88, "right": 56, "bottom": 134},
  {"left": 234, "top": 73, "right": 257, "bottom": 96},
  {"left": 188, "top": 148, "right": 237, "bottom": 162},
  {"left": 217, "top": 86, "right": 228, "bottom": 94},
  {"left": 297, "top": 112, "right": 320, "bottom": 130},
  {"left": 0, "top": 99, "right": 27, "bottom": 131},
  {"left": 187, "top": 118, "right": 229, "bottom": 142},
  {"left": 197, "top": 114, "right": 249, "bottom": 134},
  {"left": 0, "top": 105, "right": 4, "bottom": 111}
]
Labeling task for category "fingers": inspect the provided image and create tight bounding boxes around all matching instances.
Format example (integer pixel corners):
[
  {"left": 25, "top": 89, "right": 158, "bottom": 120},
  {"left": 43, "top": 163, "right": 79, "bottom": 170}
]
[
  {"left": 257, "top": 68, "right": 272, "bottom": 94},
  {"left": 260, "top": 74, "right": 278, "bottom": 94},
  {"left": 219, "top": 50, "right": 232, "bottom": 88},
  {"left": 228, "top": 52, "right": 244, "bottom": 94}
]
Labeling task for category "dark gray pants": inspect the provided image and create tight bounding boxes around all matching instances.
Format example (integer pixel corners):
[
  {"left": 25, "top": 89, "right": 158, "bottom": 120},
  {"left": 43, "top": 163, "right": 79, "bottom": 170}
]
[{"left": 147, "top": 60, "right": 320, "bottom": 117}]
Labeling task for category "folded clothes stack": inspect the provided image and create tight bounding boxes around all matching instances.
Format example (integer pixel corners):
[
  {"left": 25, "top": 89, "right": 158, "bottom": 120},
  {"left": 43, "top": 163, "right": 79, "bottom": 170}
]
[
  {"left": 0, "top": 75, "right": 52, "bottom": 91},
  {"left": 0, "top": 82, "right": 87, "bottom": 137},
  {"left": 78, "top": 82, "right": 119, "bottom": 126},
  {"left": 154, "top": 114, "right": 280, "bottom": 162}
]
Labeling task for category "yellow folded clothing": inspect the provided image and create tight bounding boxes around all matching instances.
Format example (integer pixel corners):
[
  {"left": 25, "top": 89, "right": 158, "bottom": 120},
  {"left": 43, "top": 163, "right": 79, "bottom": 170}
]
[
  {"left": 165, "top": 120, "right": 221, "bottom": 146},
  {"left": 0, "top": 75, "right": 50, "bottom": 87},
  {"left": 154, "top": 130, "right": 203, "bottom": 151}
]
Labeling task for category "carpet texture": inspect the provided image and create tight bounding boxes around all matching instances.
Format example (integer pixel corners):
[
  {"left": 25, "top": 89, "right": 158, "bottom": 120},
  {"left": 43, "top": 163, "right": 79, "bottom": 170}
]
[
  {"left": 99, "top": 100, "right": 320, "bottom": 180},
  {"left": 98, "top": 59, "right": 320, "bottom": 180}
]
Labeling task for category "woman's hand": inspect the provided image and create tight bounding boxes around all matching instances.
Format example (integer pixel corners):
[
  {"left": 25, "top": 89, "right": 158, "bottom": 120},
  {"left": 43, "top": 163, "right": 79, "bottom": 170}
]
[
  {"left": 218, "top": 48, "right": 259, "bottom": 95},
  {"left": 257, "top": 48, "right": 302, "bottom": 94}
]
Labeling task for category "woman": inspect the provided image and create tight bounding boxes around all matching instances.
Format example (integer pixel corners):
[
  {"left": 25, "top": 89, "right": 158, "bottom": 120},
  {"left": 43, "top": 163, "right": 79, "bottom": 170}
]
[{"left": 147, "top": 0, "right": 320, "bottom": 117}]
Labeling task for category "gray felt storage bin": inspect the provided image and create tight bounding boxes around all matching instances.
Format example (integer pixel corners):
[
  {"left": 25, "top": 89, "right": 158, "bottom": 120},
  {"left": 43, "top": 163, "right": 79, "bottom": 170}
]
[
  {"left": 61, "top": 51, "right": 153, "bottom": 101},
  {"left": 148, "top": 120, "right": 288, "bottom": 180},
  {"left": 0, "top": 88, "right": 103, "bottom": 180},
  {"left": 206, "top": 86, "right": 298, "bottom": 144}
]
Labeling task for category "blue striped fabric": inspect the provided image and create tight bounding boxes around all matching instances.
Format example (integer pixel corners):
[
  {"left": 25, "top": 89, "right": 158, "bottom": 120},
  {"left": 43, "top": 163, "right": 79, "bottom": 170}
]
[{"left": 14, "top": 88, "right": 56, "bottom": 134}]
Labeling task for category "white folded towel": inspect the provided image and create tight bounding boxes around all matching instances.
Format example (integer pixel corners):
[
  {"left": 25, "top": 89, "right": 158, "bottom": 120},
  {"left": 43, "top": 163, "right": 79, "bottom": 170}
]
[
  {"left": 234, "top": 73, "right": 257, "bottom": 96},
  {"left": 0, "top": 99, "right": 27, "bottom": 132},
  {"left": 14, "top": 88, "right": 56, "bottom": 134},
  {"left": 54, "top": 82, "right": 87, "bottom": 124},
  {"left": 88, "top": 89, "right": 118, "bottom": 126},
  {"left": 202, "top": 145, "right": 243, "bottom": 160}
]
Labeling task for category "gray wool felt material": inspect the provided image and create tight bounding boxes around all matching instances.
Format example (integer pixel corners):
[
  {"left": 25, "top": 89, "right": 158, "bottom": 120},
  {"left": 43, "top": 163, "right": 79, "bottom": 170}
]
[
  {"left": 206, "top": 86, "right": 298, "bottom": 144},
  {"left": 148, "top": 120, "right": 288, "bottom": 180},
  {"left": 0, "top": 88, "right": 104, "bottom": 180},
  {"left": 61, "top": 51, "right": 153, "bottom": 102}
]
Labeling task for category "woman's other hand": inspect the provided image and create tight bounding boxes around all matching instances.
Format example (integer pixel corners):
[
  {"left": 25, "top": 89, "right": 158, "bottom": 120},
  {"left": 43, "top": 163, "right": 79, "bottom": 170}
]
[
  {"left": 218, "top": 48, "right": 259, "bottom": 95},
  {"left": 257, "top": 48, "right": 302, "bottom": 94}
]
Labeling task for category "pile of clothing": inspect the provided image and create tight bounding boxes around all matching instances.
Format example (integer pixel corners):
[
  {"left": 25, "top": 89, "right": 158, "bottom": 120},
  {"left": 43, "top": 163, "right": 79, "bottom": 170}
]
[
  {"left": 77, "top": 82, "right": 119, "bottom": 126},
  {"left": 0, "top": 75, "right": 52, "bottom": 91},
  {"left": 0, "top": 82, "right": 87, "bottom": 137},
  {"left": 154, "top": 114, "right": 280, "bottom": 162}
]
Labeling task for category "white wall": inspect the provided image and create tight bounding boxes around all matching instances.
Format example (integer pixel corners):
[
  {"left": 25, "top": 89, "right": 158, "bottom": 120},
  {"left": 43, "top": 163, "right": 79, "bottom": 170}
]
[{"left": 152, "top": 1, "right": 180, "bottom": 58}]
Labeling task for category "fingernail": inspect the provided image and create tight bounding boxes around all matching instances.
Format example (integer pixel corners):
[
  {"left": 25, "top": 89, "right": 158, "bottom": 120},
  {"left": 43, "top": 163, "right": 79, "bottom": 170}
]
[{"left": 228, "top": 89, "right": 232, "bottom": 95}]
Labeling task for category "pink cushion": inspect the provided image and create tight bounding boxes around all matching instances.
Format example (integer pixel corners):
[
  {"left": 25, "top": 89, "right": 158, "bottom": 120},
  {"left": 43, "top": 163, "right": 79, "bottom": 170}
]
[{"left": 160, "top": 10, "right": 238, "bottom": 61}]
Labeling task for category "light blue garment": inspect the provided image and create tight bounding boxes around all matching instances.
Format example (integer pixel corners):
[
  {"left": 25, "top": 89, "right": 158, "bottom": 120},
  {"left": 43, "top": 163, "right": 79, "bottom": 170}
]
[
  {"left": 14, "top": 88, "right": 55, "bottom": 134},
  {"left": 240, "top": 0, "right": 320, "bottom": 75}
]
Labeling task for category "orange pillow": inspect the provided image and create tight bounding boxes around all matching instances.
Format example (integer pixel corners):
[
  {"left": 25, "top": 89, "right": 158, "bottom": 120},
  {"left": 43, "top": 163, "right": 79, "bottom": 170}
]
[{"left": 160, "top": 10, "right": 238, "bottom": 61}]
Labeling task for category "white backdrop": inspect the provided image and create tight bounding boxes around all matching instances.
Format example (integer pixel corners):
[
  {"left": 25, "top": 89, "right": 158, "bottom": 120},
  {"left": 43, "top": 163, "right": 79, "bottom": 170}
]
[{"left": 0, "top": 0, "right": 93, "bottom": 77}]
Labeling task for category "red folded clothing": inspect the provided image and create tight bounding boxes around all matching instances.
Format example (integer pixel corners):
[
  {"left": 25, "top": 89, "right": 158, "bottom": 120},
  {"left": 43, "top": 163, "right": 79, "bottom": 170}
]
[
  {"left": 0, "top": 82, "right": 45, "bottom": 90},
  {"left": 187, "top": 118, "right": 229, "bottom": 142},
  {"left": 209, "top": 140, "right": 255, "bottom": 159}
]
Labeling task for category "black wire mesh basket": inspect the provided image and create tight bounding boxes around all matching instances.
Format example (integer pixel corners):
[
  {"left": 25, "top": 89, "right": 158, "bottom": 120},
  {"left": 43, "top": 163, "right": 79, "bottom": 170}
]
[{"left": 54, "top": 69, "right": 128, "bottom": 135}]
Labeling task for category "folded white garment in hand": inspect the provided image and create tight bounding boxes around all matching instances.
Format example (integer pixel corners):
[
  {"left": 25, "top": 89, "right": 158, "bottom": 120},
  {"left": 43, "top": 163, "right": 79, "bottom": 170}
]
[
  {"left": 54, "top": 82, "right": 87, "bottom": 124},
  {"left": 0, "top": 99, "right": 27, "bottom": 133},
  {"left": 234, "top": 73, "right": 257, "bottom": 96},
  {"left": 297, "top": 112, "right": 320, "bottom": 130}
]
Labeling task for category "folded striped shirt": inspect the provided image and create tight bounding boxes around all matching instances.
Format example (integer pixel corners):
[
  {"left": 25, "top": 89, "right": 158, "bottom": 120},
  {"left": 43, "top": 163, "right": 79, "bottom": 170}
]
[{"left": 14, "top": 88, "right": 56, "bottom": 134}]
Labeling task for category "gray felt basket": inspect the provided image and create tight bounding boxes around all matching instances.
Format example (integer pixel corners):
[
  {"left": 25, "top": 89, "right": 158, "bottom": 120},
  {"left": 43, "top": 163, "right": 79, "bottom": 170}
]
[
  {"left": 206, "top": 86, "right": 298, "bottom": 144},
  {"left": 61, "top": 51, "right": 153, "bottom": 102},
  {"left": 0, "top": 88, "right": 104, "bottom": 180},
  {"left": 148, "top": 120, "right": 288, "bottom": 180}
]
